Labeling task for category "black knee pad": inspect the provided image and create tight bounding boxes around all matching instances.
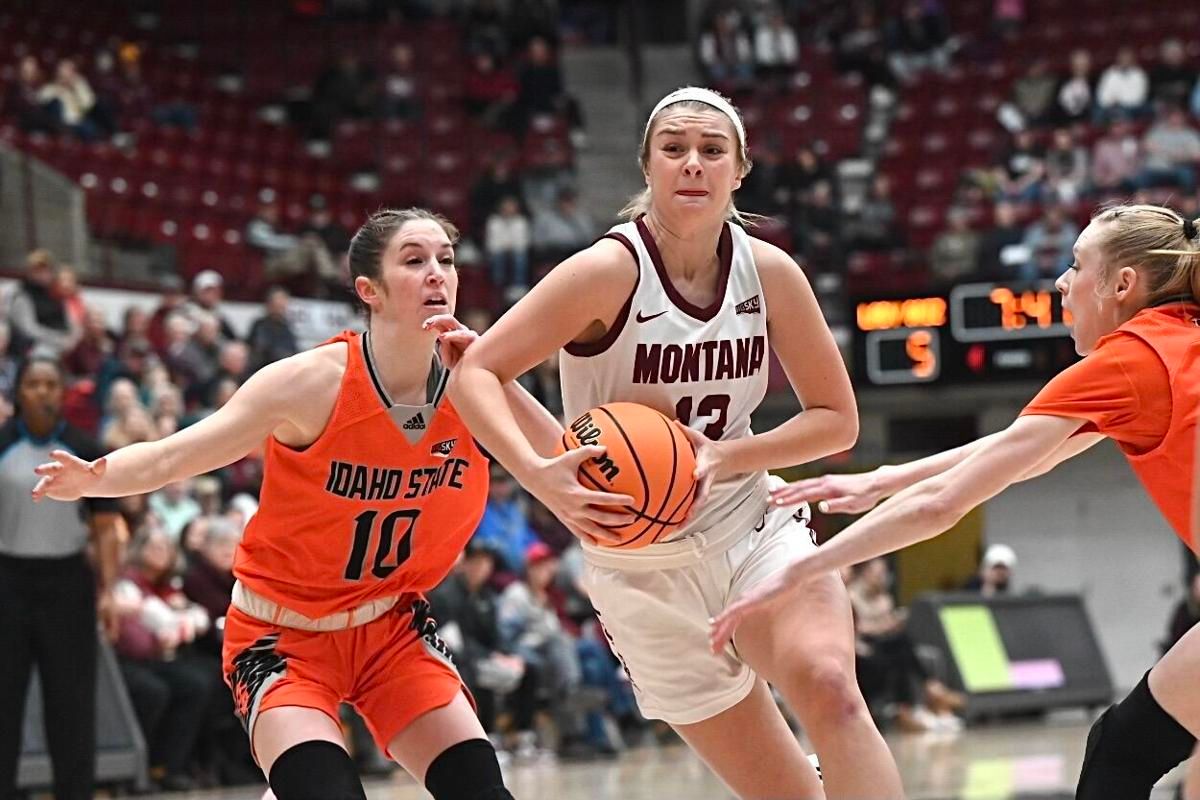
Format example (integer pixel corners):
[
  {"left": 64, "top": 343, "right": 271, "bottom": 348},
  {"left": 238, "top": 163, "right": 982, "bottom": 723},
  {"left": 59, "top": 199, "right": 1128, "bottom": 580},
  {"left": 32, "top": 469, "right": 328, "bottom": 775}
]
[
  {"left": 424, "top": 738, "right": 513, "bottom": 800},
  {"left": 268, "top": 740, "right": 367, "bottom": 800},
  {"left": 1076, "top": 672, "right": 1196, "bottom": 800}
]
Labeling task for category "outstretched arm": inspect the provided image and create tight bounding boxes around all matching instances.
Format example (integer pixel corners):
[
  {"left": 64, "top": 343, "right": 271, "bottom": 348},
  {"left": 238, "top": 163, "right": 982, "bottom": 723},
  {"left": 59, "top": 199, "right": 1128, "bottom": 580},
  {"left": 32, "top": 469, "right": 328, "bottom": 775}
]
[
  {"left": 710, "top": 413, "right": 1088, "bottom": 650},
  {"left": 33, "top": 356, "right": 310, "bottom": 501}
]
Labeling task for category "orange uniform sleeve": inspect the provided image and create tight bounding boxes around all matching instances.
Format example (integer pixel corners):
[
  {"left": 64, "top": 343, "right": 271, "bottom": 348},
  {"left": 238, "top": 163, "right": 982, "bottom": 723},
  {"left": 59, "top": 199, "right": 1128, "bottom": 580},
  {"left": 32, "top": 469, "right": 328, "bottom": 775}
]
[{"left": 1020, "top": 332, "right": 1171, "bottom": 454}]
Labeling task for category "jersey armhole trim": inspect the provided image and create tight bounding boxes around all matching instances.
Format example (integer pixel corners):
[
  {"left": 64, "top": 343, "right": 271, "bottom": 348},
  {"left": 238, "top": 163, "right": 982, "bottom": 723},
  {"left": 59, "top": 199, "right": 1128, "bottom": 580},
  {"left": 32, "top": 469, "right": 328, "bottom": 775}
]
[{"left": 563, "top": 232, "right": 640, "bottom": 358}]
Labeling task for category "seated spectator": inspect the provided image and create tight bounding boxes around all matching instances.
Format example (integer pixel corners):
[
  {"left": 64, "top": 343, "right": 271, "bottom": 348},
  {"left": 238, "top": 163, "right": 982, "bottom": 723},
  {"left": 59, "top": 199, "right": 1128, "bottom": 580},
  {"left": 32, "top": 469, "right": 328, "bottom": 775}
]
[
  {"left": 308, "top": 53, "right": 376, "bottom": 140},
  {"left": 1044, "top": 128, "right": 1089, "bottom": 203},
  {"left": 463, "top": 51, "right": 518, "bottom": 129},
  {"left": 1008, "top": 59, "right": 1059, "bottom": 128},
  {"left": 300, "top": 199, "right": 351, "bottom": 261},
  {"left": 1090, "top": 119, "right": 1142, "bottom": 193},
  {"left": 1020, "top": 205, "right": 1079, "bottom": 281},
  {"left": 0, "top": 322, "right": 18, "bottom": 413},
  {"left": 794, "top": 180, "right": 841, "bottom": 272},
  {"left": 471, "top": 160, "right": 526, "bottom": 232},
  {"left": 181, "top": 270, "right": 237, "bottom": 341},
  {"left": 190, "top": 340, "right": 249, "bottom": 409},
  {"left": 182, "top": 516, "right": 240, "bottom": 656},
  {"left": 1095, "top": 47, "right": 1150, "bottom": 122},
  {"left": 65, "top": 306, "right": 116, "bottom": 379},
  {"left": 102, "top": 402, "right": 157, "bottom": 450},
  {"left": 1137, "top": 107, "right": 1200, "bottom": 192},
  {"left": 1056, "top": 49, "right": 1095, "bottom": 125},
  {"left": 113, "top": 528, "right": 215, "bottom": 791},
  {"left": 499, "top": 543, "right": 595, "bottom": 756},
  {"left": 149, "top": 479, "right": 202, "bottom": 544},
  {"left": 171, "top": 313, "right": 223, "bottom": 405},
  {"left": 833, "top": 6, "right": 895, "bottom": 92},
  {"left": 885, "top": 0, "right": 953, "bottom": 83},
  {"left": 848, "top": 559, "right": 964, "bottom": 733},
  {"left": 1149, "top": 39, "right": 1195, "bottom": 111},
  {"left": 995, "top": 129, "right": 1046, "bottom": 202},
  {"left": 699, "top": 10, "right": 754, "bottom": 88},
  {"left": 429, "top": 543, "right": 538, "bottom": 746},
  {"left": 38, "top": 59, "right": 101, "bottom": 140},
  {"left": 486, "top": 196, "right": 532, "bottom": 293},
  {"left": 516, "top": 37, "right": 585, "bottom": 146},
  {"left": 7, "top": 249, "right": 79, "bottom": 358},
  {"left": 963, "top": 543, "right": 1017, "bottom": 595},
  {"left": 146, "top": 276, "right": 187, "bottom": 354},
  {"left": 247, "top": 287, "right": 299, "bottom": 369},
  {"left": 991, "top": 0, "right": 1025, "bottom": 39},
  {"left": 246, "top": 203, "right": 339, "bottom": 297},
  {"left": 532, "top": 188, "right": 595, "bottom": 264},
  {"left": 6, "top": 55, "right": 58, "bottom": 133},
  {"left": 845, "top": 175, "right": 901, "bottom": 251},
  {"left": 381, "top": 43, "right": 421, "bottom": 121},
  {"left": 472, "top": 462, "right": 540, "bottom": 577},
  {"left": 752, "top": 7, "right": 799, "bottom": 81},
  {"left": 977, "top": 202, "right": 1028, "bottom": 278},
  {"left": 521, "top": 136, "right": 576, "bottom": 213},
  {"left": 54, "top": 266, "right": 86, "bottom": 328},
  {"left": 778, "top": 146, "right": 832, "bottom": 216},
  {"left": 930, "top": 207, "right": 981, "bottom": 284},
  {"left": 96, "top": 335, "right": 155, "bottom": 411},
  {"left": 733, "top": 146, "right": 783, "bottom": 217}
]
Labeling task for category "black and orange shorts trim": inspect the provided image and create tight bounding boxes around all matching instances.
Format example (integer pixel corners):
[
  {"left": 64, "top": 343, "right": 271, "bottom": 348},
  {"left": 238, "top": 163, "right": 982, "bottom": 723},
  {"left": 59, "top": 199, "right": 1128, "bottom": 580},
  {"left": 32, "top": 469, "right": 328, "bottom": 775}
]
[{"left": 222, "top": 596, "right": 471, "bottom": 761}]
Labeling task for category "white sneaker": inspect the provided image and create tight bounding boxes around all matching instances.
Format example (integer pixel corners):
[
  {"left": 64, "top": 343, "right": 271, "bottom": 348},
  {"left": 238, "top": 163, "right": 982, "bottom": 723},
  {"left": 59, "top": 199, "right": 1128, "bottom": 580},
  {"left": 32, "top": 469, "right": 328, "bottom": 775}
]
[{"left": 807, "top": 752, "right": 822, "bottom": 782}]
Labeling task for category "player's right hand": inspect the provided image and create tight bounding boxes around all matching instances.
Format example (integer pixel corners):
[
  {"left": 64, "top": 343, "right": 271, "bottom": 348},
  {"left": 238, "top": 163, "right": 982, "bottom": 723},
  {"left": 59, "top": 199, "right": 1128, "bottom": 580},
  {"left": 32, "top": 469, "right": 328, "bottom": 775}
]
[
  {"left": 524, "top": 446, "right": 638, "bottom": 547},
  {"left": 768, "top": 470, "right": 886, "bottom": 515},
  {"left": 31, "top": 449, "right": 107, "bottom": 502}
]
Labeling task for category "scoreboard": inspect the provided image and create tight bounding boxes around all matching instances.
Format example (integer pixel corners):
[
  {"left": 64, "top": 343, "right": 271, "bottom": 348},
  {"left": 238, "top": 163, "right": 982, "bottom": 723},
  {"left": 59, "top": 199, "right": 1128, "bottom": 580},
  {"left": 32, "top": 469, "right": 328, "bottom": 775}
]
[{"left": 851, "top": 280, "right": 1081, "bottom": 386}]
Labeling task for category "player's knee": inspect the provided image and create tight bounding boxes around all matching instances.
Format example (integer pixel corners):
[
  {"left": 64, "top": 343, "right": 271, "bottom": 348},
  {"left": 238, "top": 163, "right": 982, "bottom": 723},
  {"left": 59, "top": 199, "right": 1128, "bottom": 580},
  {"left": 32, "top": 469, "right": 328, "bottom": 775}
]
[
  {"left": 789, "top": 656, "right": 863, "bottom": 726},
  {"left": 1076, "top": 672, "right": 1195, "bottom": 799},
  {"left": 268, "top": 741, "right": 366, "bottom": 800},
  {"left": 424, "top": 738, "right": 513, "bottom": 800}
]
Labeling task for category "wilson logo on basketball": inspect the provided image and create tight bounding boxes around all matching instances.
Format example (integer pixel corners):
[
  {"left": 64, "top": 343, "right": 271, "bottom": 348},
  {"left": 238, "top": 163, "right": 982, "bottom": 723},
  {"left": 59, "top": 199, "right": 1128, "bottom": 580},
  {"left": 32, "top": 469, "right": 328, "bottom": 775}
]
[
  {"left": 569, "top": 412, "right": 620, "bottom": 481},
  {"left": 430, "top": 438, "right": 456, "bottom": 457},
  {"left": 403, "top": 413, "right": 426, "bottom": 430},
  {"left": 735, "top": 295, "right": 761, "bottom": 315}
]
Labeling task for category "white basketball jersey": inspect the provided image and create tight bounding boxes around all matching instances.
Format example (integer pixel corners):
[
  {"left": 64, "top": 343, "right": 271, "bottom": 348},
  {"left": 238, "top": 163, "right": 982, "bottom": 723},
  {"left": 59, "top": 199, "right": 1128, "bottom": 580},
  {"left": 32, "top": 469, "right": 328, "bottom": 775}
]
[{"left": 560, "top": 217, "right": 770, "bottom": 544}]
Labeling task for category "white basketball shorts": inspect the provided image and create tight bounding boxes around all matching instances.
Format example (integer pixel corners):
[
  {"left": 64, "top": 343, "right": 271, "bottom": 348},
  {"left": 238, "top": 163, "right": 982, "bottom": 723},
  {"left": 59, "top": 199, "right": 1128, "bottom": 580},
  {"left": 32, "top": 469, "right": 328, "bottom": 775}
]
[{"left": 582, "top": 476, "right": 818, "bottom": 725}]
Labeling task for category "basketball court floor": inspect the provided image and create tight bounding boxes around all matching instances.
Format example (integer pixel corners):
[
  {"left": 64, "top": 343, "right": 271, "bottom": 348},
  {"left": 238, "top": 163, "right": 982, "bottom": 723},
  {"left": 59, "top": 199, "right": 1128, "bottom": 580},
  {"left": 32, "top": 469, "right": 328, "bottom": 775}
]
[{"left": 137, "top": 714, "right": 1186, "bottom": 799}]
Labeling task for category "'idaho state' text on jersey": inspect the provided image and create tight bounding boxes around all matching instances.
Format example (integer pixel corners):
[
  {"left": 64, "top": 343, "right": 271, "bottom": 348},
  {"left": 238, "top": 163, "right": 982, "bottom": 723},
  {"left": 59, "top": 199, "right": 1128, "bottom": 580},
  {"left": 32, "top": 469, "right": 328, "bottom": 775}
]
[{"left": 233, "top": 331, "right": 488, "bottom": 620}]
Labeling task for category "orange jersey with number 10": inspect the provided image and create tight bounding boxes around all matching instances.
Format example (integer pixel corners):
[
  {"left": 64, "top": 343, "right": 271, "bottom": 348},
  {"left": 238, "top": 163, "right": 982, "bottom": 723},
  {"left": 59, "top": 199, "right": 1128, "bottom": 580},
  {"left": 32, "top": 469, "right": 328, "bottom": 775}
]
[{"left": 233, "top": 330, "right": 488, "bottom": 620}]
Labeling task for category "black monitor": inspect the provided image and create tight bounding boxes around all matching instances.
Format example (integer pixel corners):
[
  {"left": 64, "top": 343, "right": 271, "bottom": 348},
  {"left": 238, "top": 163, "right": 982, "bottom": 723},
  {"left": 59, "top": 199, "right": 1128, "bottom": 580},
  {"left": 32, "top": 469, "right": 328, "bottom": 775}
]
[{"left": 907, "top": 592, "right": 1115, "bottom": 719}]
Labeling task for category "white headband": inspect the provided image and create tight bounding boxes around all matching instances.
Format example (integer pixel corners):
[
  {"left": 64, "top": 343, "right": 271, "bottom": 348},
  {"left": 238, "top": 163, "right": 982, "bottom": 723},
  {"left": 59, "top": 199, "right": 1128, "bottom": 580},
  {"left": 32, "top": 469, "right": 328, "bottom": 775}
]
[{"left": 642, "top": 86, "right": 746, "bottom": 152}]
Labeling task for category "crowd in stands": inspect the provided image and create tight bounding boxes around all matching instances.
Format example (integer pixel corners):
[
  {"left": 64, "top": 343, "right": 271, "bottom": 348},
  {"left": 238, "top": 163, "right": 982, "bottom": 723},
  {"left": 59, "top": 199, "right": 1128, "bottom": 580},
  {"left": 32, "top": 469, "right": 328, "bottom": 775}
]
[
  {"left": 0, "top": 0, "right": 588, "bottom": 305},
  {"left": 696, "top": 0, "right": 1200, "bottom": 290}
]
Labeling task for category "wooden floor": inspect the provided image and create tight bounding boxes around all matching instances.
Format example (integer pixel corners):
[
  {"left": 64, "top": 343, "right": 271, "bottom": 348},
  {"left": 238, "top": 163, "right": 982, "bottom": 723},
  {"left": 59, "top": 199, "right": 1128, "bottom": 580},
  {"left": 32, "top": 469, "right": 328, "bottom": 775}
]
[{"left": 138, "top": 713, "right": 1186, "bottom": 800}]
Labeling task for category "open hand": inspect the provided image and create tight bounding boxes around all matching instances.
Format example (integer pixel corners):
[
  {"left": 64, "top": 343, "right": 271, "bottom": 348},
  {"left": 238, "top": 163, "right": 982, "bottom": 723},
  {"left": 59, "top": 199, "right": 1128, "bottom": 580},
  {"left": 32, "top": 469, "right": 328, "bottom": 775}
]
[{"left": 32, "top": 450, "right": 106, "bottom": 502}]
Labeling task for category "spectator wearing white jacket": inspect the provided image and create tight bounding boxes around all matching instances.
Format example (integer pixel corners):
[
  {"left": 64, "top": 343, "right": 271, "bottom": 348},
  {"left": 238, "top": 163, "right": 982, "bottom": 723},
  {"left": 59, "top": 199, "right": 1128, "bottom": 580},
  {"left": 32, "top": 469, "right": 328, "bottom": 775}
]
[
  {"left": 753, "top": 10, "right": 799, "bottom": 79},
  {"left": 485, "top": 196, "right": 531, "bottom": 293},
  {"left": 1095, "top": 48, "right": 1149, "bottom": 122}
]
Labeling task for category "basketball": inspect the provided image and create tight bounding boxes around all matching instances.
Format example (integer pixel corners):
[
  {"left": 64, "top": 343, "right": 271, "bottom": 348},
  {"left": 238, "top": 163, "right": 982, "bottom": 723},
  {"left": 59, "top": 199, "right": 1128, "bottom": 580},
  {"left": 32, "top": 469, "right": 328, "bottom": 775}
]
[{"left": 559, "top": 402, "right": 698, "bottom": 549}]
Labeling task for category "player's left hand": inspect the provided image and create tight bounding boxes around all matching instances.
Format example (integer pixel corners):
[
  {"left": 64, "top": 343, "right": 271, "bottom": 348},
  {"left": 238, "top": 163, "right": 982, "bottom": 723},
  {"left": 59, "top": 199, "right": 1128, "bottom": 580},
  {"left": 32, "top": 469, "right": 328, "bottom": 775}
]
[
  {"left": 708, "top": 555, "right": 815, "bottom": 654},
  {"left": 423, "top": 314, "right": 477, "bottom": 370},
  {"left": 675, "top": 424, "right": 723, "bottom": 518}
]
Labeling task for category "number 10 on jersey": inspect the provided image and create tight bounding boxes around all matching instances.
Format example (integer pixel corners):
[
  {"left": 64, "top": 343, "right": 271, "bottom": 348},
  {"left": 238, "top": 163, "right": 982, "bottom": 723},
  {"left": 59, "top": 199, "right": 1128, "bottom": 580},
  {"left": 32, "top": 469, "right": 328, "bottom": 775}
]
[{"left": 344, "top": 509, "right": 419, "bottom": 581}]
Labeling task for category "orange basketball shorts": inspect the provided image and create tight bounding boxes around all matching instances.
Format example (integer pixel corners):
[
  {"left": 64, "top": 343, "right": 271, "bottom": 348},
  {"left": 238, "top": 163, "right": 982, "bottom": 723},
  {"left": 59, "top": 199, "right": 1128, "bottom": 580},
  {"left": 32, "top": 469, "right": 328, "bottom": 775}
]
[{"left": 222, "top": 596, "right": 470, "bottom": 760}]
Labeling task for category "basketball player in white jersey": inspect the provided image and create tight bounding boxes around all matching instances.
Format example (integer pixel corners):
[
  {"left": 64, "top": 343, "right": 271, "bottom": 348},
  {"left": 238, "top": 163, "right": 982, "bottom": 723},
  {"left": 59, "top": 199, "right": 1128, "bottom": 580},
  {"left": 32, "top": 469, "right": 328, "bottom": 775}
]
[{"left": 449, "top": 87, "right": 904, "bottom": 799}]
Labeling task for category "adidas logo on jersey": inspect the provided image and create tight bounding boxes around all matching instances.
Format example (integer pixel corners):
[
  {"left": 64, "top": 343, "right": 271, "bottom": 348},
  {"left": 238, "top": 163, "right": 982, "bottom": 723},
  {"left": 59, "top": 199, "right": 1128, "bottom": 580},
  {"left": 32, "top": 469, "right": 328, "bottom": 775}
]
[
  {"left": 430, "top": 438, "right": 456, "bottom": 457},
  {"left": 403, "top": 412, "right": 426, "bottom": 430},
  {"left": 735, "top": 295, "right": 761, "bottom": 315}
]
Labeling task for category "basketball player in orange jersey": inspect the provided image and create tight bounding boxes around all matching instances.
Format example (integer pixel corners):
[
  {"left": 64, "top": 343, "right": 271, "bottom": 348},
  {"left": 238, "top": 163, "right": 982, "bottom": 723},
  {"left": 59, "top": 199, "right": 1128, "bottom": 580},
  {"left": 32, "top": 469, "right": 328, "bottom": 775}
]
[
  {"left": 29, "top": 209, "right": 625, "bottom": 800},
  {"left": 712, "top": 204, "right": 1200, "bottom": 800},
  {"left": 450, "top": 87, "right": 905, "bottom": 800}
]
